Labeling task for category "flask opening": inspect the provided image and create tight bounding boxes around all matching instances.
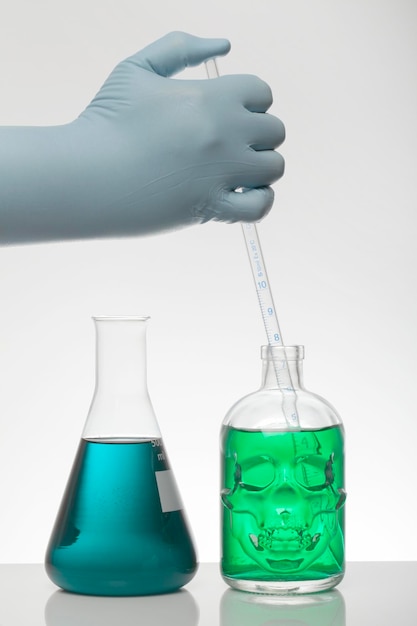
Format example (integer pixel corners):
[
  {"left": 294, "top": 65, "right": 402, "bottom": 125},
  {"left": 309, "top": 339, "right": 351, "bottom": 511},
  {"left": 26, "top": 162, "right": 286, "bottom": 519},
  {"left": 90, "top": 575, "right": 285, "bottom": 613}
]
[{"left": 261, "top": 345, "right": 304, "bottom": 361}]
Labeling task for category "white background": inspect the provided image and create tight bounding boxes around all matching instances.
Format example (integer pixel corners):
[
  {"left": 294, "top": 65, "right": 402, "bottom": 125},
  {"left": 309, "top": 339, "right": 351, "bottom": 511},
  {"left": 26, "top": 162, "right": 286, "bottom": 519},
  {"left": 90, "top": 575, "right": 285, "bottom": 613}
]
[{"left": 0, "top": 0, "right": 416, "bottom": 563}]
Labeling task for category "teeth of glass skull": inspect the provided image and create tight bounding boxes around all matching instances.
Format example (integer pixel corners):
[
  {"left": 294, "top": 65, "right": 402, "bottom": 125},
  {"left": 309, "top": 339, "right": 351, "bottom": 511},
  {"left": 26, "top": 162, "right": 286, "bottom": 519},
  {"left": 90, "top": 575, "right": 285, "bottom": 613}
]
[{"left": 250, "top": 527, "right": 326, "bottom": 553}]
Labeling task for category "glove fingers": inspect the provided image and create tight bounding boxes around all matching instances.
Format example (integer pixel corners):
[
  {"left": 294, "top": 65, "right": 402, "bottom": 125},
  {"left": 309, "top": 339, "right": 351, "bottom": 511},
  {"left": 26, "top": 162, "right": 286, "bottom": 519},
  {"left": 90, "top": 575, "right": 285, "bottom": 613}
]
[
  {"left": 219, "top": 74, "right": 274, "bottom": 112},
  {"left": 232, "top": 149, "right": 285, "bottom": 189},
  {"left": 244, "top": 112, "right": 286, "bottom": 150},
  {"left": 129, "top": 31, "right": 231, "bottom": 77},
  {"left": 217, "top": 187, "right": 275, "bottom": 223}
]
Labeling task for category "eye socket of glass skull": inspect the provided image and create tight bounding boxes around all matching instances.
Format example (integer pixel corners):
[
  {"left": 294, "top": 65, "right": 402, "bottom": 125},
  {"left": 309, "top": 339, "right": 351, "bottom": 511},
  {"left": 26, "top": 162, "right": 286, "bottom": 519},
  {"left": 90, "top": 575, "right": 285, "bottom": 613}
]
[
  {"left": 294, "top": 454, "right": 334, "bottom": 491},
  {"left": 238, "top": 456, "right": 276, "bottom": 491},
  {"left": 237, "top": 452, "right": 335, "bottom": 494}
]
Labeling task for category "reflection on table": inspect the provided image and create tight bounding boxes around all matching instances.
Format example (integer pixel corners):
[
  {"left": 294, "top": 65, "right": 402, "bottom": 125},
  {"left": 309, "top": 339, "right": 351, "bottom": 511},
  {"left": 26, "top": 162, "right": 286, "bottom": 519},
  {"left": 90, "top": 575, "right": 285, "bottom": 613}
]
[
  {"left": 45, "top": 584, "right": 345, "bottom": 626},
  {"left": 45, "top": 588, "right": 199, "bottom": 626},
  {"left": 0, "top": 563, "right": 416, "bottom": 625},
  {"left": 220, "top": 588, "right": 345, "bottom": 626}
]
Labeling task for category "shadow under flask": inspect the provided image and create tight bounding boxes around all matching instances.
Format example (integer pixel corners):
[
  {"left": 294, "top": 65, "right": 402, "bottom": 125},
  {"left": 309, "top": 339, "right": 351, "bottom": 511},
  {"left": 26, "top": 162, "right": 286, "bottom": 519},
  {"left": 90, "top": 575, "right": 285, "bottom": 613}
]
[
  {"left": 45, "top": 316, "right": 197, "bottom": 596},
  {"left": 220, "top": 346, "right": 346, "bottom": 595}
]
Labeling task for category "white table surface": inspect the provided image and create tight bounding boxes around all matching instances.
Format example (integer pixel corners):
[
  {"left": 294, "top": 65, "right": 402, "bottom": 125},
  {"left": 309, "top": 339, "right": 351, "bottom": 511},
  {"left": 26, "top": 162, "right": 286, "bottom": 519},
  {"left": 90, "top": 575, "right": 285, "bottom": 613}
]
[{"left": 0, "top": 562, "right": 415, "bottom": 625}]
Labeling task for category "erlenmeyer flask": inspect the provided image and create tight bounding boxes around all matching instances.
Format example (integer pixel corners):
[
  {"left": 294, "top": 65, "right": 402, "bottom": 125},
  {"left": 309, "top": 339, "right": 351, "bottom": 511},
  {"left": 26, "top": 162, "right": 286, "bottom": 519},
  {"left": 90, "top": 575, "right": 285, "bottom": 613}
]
[{"left": 45, "top": 316, "right": 198, "bottom": 596}]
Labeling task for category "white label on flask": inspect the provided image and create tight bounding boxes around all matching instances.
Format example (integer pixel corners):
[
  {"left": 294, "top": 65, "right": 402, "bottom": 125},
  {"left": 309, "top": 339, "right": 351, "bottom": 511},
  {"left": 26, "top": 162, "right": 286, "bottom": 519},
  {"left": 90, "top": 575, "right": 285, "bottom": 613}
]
[{"left": 155, "top": 470, "right": 183, "bottom": 512}]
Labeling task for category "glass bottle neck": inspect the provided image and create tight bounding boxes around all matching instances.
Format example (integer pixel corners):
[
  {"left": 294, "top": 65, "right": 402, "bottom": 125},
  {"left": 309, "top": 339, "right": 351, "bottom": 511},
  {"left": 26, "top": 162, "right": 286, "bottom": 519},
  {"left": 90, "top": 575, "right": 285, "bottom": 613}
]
[{"left": 261, "top": 345, "right": 304, "bottom": 390}]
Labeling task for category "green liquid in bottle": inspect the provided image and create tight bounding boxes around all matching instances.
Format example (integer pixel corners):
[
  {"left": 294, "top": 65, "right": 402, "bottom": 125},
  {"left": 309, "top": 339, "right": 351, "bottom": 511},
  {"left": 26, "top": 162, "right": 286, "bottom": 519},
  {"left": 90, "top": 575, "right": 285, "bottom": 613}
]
[
  {"left": 221, "top": 425, "right": 346, "bottom": 584},
  {"left": 45, "top": 438, "right": 197, "bottom": 596}
]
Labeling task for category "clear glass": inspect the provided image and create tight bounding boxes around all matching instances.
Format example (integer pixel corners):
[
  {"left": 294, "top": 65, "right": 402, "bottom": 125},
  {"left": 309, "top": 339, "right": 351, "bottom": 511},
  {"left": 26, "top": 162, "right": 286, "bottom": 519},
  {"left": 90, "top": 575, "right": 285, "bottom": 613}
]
[
  {"left": 220, "top": 346, "right": 346, "bottom": 595},
  {"left": 45, "top": 316, "right": 198, "bottom": 596}
]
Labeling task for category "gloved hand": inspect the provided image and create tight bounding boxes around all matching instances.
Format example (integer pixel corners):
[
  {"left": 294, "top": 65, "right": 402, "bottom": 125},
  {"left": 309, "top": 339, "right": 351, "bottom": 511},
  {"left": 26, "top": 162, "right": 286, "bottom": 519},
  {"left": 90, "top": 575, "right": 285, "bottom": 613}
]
[{"left": 0, "top": 31, "right": 285, "bottom": 244}]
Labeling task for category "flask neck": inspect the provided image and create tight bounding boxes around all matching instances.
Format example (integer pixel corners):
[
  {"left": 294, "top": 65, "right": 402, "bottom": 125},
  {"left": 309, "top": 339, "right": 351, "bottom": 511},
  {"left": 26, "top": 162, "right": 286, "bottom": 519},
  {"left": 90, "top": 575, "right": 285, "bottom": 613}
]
[
  {"left": 83, "top": 316, "right": 161, "bottom": 440},
  {"left": 261, "top": 345, "right": 305, "bottom": 390},
  {"left": 94, "top": 316, "right": 149, "bottom": 394}
]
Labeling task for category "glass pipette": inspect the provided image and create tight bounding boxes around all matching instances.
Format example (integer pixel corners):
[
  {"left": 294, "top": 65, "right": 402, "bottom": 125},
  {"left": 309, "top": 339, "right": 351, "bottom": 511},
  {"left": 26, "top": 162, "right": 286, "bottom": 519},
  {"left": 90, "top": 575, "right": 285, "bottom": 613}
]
[{"left": 205, "top": 58, "right": 300, "bottom": 429}]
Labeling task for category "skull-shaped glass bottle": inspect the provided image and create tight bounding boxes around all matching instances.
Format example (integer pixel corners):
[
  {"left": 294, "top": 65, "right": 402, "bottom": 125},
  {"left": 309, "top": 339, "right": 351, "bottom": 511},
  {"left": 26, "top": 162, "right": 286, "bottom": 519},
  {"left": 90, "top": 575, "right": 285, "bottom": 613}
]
[{"left": 221, "top": 345, "right": 346, "bottom": 595}]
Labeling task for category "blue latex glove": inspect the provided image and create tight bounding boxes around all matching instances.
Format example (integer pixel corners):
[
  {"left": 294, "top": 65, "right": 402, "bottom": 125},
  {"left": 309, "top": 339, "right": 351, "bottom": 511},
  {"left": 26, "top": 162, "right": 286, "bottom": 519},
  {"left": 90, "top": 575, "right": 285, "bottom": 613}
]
[{"left": 0, "top": 32, "right": 285, "bottom": 244}]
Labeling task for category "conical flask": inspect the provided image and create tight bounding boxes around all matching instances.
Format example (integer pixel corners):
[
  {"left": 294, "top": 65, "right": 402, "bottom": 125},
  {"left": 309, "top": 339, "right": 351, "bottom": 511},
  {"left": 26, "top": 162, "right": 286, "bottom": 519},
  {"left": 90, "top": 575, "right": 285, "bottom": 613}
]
[{"left": 45, "top": 316, "right": 198, "bottom": 596}]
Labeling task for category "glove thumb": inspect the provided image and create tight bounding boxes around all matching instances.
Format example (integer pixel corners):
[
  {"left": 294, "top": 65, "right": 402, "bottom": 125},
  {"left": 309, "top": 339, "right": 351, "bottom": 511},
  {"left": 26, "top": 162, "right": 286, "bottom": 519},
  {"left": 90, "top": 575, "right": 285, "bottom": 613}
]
[
  {"left": 128, "top": 31, "right": 231, "bottom": 77},
  {"left": 215, "top": 187, "right": 275, "bottom": 223}
]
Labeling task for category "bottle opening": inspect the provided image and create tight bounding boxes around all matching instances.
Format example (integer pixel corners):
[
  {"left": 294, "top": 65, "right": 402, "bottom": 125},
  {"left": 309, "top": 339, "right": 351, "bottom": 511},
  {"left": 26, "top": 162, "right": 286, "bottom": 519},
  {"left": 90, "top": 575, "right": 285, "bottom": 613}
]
[{"left": 261, "top": 345, "right": 304, "bottom": 361}]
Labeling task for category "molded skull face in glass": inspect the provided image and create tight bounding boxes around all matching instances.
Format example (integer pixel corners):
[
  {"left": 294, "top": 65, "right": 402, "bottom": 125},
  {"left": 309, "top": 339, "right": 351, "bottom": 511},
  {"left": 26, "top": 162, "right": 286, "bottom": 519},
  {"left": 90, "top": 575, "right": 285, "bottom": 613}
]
[{"left": 222, "top": 427, "right": 346, "bottom": 575}]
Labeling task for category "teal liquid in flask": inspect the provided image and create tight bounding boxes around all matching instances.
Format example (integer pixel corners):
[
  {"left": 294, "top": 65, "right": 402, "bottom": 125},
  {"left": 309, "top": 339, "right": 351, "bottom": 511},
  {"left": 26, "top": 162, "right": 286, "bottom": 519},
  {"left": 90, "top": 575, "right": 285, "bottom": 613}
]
[
  {"left": 220, "top": 346, "right": 346, "bottom": 595},
  {"left": 45, "top": 316, "right": 197, "bottom": 596}
]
